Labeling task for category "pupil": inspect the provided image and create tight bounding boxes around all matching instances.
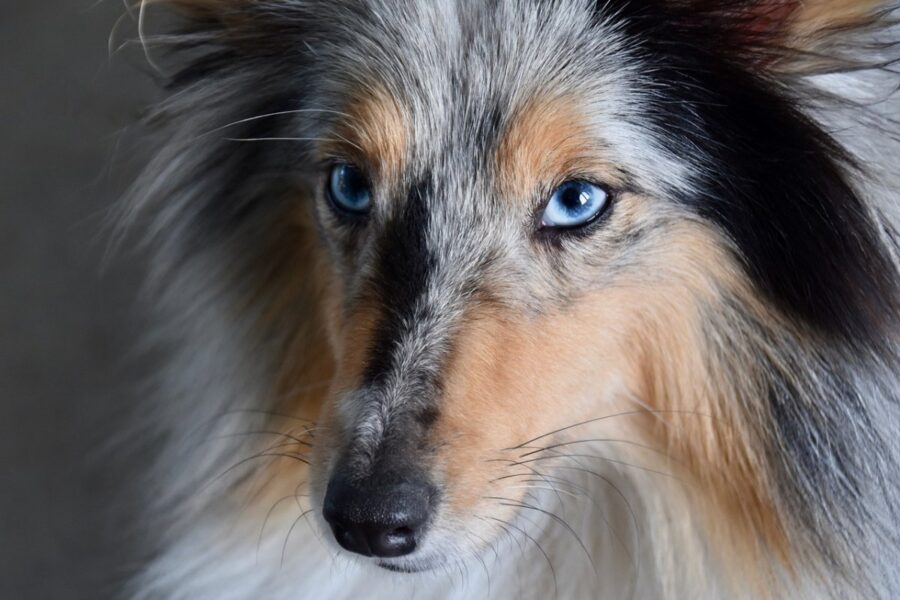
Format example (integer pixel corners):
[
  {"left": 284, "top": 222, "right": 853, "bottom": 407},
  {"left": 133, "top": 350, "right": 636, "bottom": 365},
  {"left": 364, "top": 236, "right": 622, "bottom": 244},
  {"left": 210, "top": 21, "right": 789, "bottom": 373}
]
[
  {"left": 562, "top": 185, "right": 588, "bottom": 212},
  {"left": 341, "top": 168, "right": 365, "bottom": 198}
]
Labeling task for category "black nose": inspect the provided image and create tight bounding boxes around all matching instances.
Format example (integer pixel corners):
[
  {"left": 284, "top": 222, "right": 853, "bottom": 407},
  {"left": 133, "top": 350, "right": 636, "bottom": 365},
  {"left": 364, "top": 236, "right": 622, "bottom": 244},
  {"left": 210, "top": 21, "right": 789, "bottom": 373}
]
[{"left": 323, "top": 476, "right": 433, "bottom": 558}]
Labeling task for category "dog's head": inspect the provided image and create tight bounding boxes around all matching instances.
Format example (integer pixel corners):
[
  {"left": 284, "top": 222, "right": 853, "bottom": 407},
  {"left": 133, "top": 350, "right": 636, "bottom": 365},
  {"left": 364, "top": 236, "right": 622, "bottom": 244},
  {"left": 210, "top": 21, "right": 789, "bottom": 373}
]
[{"left": 142, "top": 0, "right": 899, "bottom": 583}]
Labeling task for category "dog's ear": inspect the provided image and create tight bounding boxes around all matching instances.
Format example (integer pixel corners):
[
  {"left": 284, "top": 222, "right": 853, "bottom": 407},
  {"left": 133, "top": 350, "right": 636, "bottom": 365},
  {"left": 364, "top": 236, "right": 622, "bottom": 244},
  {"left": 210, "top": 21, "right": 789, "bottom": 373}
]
[
  {"left": 789, "top": 0, "right": 886, "bottom": 38},
  {"left": 672, "top": 0, "right": 891, "bottom": 70},
  {"left": 750, "top": 0, "right": 883, "bottom": 44}
]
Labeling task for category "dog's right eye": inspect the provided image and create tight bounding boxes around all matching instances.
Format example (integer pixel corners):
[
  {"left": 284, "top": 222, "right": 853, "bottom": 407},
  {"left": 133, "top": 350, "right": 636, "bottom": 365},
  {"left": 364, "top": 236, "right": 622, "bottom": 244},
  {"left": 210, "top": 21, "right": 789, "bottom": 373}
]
[
  {"left": 327, "top": 163, "right": 372, "bottom": 216},
  {"left": 540, "top": 180, "right": 609, "bottom": 229}
]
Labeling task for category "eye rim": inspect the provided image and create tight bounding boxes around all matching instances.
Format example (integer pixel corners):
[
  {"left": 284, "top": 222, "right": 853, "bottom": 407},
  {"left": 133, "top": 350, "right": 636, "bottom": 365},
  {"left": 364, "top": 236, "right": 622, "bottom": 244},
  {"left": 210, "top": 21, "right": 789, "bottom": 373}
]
[
  {"left": 537, "top": 178, "right": 612, "bottom": 233},
  {"left": 325, "top": 162, "right": 373, "bottom": 219}
]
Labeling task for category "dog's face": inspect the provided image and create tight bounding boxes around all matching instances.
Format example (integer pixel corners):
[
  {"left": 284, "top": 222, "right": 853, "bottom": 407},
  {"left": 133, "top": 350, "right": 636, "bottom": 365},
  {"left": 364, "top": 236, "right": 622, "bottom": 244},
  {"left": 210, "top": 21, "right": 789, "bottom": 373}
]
[
  {"left": 155, "top": 0, "right": 898, "bottom": 580},
  {"left": 295, "top": 3, "right": 732, "bottom": 572}
]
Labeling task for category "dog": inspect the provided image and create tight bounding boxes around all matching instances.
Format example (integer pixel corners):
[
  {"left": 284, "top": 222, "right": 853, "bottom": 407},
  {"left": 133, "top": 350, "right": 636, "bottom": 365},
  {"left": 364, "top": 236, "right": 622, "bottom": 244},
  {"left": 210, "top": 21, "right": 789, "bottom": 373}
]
[{"left": 123, "top": 1, "right": 900, "bottom": 597}]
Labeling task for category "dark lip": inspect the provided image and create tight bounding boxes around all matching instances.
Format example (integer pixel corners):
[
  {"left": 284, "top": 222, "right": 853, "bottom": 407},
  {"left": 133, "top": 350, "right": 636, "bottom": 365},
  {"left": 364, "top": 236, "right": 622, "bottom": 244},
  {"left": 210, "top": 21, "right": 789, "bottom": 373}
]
[{"left": 376, "top": 560, "right": 433, "bottom": 574}]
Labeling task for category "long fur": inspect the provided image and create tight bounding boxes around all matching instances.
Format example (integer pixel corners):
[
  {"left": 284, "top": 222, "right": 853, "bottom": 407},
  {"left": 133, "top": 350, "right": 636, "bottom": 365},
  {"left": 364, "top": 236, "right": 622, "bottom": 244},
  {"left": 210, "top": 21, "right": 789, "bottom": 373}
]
[{"left": 120, "top": 1, "right": 900, "bottom": 598}]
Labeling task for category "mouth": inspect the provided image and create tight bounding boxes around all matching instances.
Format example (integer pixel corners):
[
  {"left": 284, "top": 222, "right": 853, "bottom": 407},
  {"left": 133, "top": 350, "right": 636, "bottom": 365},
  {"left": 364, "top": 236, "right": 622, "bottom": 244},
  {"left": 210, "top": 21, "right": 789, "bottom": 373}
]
[
  {"left": 375, "top": 554, "right": 443, "bottom": 573},
  {"left": 376, "top": 561, "right": 427, "bottom": 573}
]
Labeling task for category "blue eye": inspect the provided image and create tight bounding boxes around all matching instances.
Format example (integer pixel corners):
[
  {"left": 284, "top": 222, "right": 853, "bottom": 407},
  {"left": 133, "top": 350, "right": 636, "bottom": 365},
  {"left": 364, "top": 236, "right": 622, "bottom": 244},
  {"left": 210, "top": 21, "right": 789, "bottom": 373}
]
[
  {"left": 328, "top": 163, "right": 372, "bottom": 214},
  {"left": 541, "top": 180, "right": 609, "bottom": 229}
]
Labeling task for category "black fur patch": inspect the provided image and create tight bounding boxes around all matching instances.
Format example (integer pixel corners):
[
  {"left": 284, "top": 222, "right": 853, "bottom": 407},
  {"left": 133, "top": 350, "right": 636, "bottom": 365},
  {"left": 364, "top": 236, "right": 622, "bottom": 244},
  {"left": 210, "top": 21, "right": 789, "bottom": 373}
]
[
  {"left": 603, "top": 0, "right": 899, "bottom": 569},
  {"left": 363, "top": 174, "right": 436, "bottom": 384},
  {"left": 601, "top": 0, "right": 898, "bottom": 348}
]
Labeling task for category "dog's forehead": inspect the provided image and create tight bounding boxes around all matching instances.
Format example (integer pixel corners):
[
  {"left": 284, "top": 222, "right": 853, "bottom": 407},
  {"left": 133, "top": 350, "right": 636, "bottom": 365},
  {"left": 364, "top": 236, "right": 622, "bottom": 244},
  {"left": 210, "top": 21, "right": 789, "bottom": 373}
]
[
  {"left": 315, "top": 0, "right": 619, "bottom": 138},
  {"left": 304, "top": 0, "right": 690, "bottom": 202}
]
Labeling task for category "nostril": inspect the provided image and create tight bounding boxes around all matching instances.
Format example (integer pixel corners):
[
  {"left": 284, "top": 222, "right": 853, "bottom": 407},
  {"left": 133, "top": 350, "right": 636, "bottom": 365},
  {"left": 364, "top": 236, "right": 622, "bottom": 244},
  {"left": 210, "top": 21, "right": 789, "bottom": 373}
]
[
  {"left": 369, "top": 524, "right": 418, "bottom": 558},
  {"left": 323, "top": 476, "right": 433, "bottom": 559},
  {"left": 331, "top": 522, "right": 372, "bottom": 557}
]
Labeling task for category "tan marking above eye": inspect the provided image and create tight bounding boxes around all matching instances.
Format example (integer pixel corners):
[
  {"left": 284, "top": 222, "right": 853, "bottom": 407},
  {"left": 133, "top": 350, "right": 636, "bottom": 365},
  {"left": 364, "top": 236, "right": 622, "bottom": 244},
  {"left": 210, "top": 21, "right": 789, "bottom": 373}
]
[
  {"left": 496, "top": 94, "right": 625, "bottom": 201},
  {"left": 320, "top": 84, "right": 410, "bottom": 183}
]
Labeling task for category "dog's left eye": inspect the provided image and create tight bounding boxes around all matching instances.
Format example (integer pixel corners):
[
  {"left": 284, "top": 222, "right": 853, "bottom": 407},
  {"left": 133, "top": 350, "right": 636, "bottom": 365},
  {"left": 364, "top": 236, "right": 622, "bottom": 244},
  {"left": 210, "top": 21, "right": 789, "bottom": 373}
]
[
  {"left": 327, "top": 163, "right": 372, "bottom": 215},
  {"left": 540, "top": 180, "right": 609, "bottom": 229}
]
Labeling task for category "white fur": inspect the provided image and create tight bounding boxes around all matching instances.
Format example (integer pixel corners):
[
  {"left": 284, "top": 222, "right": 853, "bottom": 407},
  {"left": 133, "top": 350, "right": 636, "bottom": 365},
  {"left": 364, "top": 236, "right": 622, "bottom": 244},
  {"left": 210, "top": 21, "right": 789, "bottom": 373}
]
[{"left": 126, "top": 3, "right": 900, "bottom": 598}]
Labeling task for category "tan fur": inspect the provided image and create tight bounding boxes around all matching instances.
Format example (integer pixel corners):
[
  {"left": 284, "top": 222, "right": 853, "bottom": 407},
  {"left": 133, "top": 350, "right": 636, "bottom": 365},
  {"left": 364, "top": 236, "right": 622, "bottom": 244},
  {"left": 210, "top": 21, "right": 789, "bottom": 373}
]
[
  {"left": 776, "top": 0, "right": 888, "bottom": 73},
  {"left": 323, "top": 85, "right": 410, "bottom": 184},
  {"left": 429, "top": 220, "right": 789, "bottom": 582},
  {"left": 629, "top": 265, "right": 794, "bottom": 577},
  {"left": 251, "top": 157, "right": 791, "bottom": 592},
  {"left": 229, "top": 28, "right": 821, "bottom": 589},
  {"left": 497, "top": 95, "right": 626, "bottom": 200},
  {"left": 794, "top": 0, "right": 885, "bottom": 38},
  {"left": 229, "top": 205, "right": 331, "bottom": 508},
  {"left": 257, "top": 258, "right": 384, "bottom": 488}
]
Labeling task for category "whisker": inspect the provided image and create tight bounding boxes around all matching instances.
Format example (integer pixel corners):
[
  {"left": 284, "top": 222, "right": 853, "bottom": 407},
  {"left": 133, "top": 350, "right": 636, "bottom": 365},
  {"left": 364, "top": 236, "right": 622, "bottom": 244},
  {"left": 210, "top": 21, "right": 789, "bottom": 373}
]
[
  {"left": 227, "top": 136, "right": 339, "bottom": 143},
  {"left": 198, "top": 108, "right": 360, "bottom": 138},
  {"left": 485, "top": 496, "right": 596, "bottom": 572},
  {"left": 518, "top": 437, "right": 673, "bottom": 460},
  {"left": 467, "top": 524, "right": 502, "bottom": 565},
  {"left": 514, "top": 471, "right": 638, "bottom": 582},
  {"left": 451, "top": 555, "right": 468, "bottom": 595},
  {"left": 476, "top": 515, "right": 527, "bottom": 596},
  {"left": 461, "top": 531, "right": 493, "bottom": 597},
  {"left": 295, "top": 499, "right": 338, "bottom": 571},
  {"left": 256, "top": 440, "right": 313, "bottom": 455},
  {"left": 542, "top": 463, "right": 643, "bottom": 586},
  {"left": 504, "top": 482, "right": 582, "bottom": 500},
  {"left": 229, "top": 444, "right": 306, "bottom": 529},
  {"left": 482, "top": 515, "right": 559, "bottom": 600},
  {"left": 487, "top": 496, "right": 595, "bottom": 573},
  {"left": 517, "top": 452, "right": 685, "bottom": 483},
  {"left": 185, "top": 408, "right": 318, "bottom": 446},
  {"left": 280, "top": 507, "right": 315, "bottom": 568},
  {"left": 511, "top": 446, "right": 663, "bottom": 586},
  {"left": 224, "top": 136, "right": 365, "bottom": 153},
  {"left": 257, "top": 493, "right": 302, "bottom": 563},
  {"left": 204, "top": 451, "right": 310, "bottom": 492},
  {"left": 205, "top": 429, "right": 313, "bottom": 447},
  {"left": 508, "top": 409, "right": 717, "bottom": 451},
  {"left": 494, "top": 473, "right": 590, "bottom": 497},
  {"left": 137, "top": 0, "right": 163, "bottom": 74},
  {"left": 486, "top": 457, "right": 567, "bottom": 507}
]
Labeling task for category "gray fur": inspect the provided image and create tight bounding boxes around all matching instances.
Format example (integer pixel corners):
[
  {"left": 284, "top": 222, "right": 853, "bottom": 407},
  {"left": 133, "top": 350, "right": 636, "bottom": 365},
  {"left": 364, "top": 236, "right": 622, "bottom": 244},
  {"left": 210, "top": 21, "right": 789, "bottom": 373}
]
[{"left": 122, "top": 1, "right": 900, "bottom": 597}]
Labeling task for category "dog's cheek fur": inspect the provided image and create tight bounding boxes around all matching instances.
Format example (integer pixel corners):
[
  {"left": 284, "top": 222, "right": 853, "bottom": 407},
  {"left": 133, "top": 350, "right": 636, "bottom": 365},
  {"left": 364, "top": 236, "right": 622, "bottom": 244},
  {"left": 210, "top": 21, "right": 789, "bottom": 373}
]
[
  {"left": 420, "top": 221, "right": 791, "bottom": 580},
  {"left": 626, "top": 248, "right": 793, "bottom": 575},
  {"left": 127, "top": 1, "right": 900, "bottom": 596}
]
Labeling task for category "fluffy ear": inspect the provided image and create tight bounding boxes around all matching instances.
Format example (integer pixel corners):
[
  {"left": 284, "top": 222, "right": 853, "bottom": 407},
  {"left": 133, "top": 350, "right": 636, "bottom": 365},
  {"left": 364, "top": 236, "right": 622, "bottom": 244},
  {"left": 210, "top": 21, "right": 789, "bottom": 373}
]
[
  {"left": 790, "top": 0, "right": 887, "bottom": 40},
  {"left": 676, "top": 0, "right": 894, "bottom": 70},
  {"left": 690, "top": 0, "right": 888, "bottom": 37},
  {"left": 768, "top": 0, "right": 893, "bottom": 72}
]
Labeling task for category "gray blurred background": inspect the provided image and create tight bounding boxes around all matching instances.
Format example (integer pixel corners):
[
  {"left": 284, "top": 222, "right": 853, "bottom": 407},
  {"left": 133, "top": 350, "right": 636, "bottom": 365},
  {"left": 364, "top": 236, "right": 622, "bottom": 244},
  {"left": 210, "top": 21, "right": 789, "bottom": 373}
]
[{"left": 1, "top": 2, "right": 159, "bottom": 597}]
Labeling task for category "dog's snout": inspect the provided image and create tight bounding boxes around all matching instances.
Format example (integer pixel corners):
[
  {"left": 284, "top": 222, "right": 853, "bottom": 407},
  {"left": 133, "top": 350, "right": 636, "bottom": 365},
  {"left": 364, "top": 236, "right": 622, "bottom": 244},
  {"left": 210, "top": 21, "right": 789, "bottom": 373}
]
[{"left": 323, "top": 476, "right": 433, "bottom": 558}]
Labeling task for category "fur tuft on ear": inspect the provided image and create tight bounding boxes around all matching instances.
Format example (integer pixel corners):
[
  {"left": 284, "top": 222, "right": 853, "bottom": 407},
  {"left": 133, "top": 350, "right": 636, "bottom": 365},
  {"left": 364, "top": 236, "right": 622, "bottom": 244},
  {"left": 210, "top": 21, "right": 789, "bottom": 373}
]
[
  {"left": 669, "top": 0, "right": 896, "bottom": 70},
  {"left": 792, "top": 0, "right": 887, "bottom": 38}
]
